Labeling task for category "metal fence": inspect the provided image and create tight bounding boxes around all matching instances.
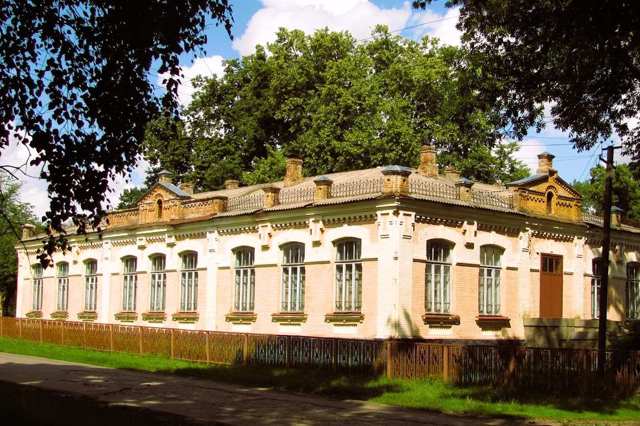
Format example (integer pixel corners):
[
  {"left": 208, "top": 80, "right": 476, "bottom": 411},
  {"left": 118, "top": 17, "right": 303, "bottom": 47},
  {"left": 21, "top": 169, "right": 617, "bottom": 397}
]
[{"left": 1, "top": 318, "right": 639, "bottom": 395}]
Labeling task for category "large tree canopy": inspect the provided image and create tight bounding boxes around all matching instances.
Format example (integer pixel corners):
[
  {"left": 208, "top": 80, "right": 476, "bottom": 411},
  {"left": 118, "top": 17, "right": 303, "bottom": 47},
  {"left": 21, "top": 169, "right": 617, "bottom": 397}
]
[
  {"left": 414, "top": 1, "right": 640, "bottom": 164},
  {"left": 0, "top": 1, "right": 233, "bottom": 263},
  {"left": 143, "top": 27, "right": 530, "bottom": 191},
  {"left": 0, "top": 173, "right": 38, "bottom": 315}
]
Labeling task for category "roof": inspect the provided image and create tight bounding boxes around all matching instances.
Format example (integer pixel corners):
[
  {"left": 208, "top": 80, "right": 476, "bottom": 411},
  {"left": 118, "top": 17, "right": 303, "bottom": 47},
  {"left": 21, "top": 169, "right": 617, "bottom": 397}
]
[
  {"left": 506, "top": 174, "right": 547, "bottom": 187},
  {"left": 158, "top": 182, "right": 191, "bottom": 198}
]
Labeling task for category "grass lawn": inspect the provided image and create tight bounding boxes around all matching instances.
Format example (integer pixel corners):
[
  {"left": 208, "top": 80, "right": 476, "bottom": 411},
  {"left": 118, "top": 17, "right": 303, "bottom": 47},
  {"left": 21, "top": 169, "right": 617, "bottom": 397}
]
[{"left": 1, "top": 336, "right": 639, "bottom": 424}]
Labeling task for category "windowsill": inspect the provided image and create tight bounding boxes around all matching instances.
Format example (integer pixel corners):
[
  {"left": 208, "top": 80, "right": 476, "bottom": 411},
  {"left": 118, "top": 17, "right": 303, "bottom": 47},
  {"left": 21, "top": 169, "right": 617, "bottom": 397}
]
[
  {"left": 142, "top": 311, "right": 166, "bottom": 323},
  {"left": 77, "top": 311, "right": 97, "bottom": 321},
  {"left": 422, "top": 312, "right": 460, "bottom": 327},
  {"left": 225, "top": 312, "right": 257, "bottom": 324},
  {"left": 272, "top": 312, "right": 307, "bottom": 324},
  {"left": 51, "top": 311, "right": 69, "bottom": 320},
  {"left": 115, "top": 311, "right": 138, "bottom": 322},
  {"left": 476, "top": 315, "right": 510, "bottom": 330},
  {"left": 325, "top": 312, "right": 364, "bottom": 325},
  {"left": 172, "top": 312, "right": 199, "bottom": 323},
  {"left": 25, "top": 310, "right": 42, "bottom": 319}
]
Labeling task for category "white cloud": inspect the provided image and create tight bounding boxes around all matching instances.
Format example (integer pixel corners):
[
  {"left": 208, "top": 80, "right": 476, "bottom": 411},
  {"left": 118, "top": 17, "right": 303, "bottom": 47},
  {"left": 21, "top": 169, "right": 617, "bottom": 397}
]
[
  {"left": 233, "top": 0, "right": 412, "bottom": 55},
  {"left": 410, "top": 6, "right": 461, "bottom": 46},
  {"left": 103, "top": 158, "right": 150, "bottom": 211},
  {"left": 513, "top": 138, "right": 547, "bottom": 174},
  {"left": 158, "top": 55, "right": 226, "bottom": 106}
]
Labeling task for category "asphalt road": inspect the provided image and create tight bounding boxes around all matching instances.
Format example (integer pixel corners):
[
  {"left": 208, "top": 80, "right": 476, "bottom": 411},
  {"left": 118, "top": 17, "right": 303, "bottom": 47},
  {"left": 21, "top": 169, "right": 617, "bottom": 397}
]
[{"left": 0, "top": 352, "right": 543, "bottom": 425}]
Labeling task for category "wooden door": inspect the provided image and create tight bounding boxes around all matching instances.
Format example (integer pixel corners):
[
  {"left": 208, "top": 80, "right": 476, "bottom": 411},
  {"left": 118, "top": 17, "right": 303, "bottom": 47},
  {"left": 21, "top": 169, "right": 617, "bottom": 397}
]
[{"left": 540, "top": 255, "right": 563, "bottom": 318}]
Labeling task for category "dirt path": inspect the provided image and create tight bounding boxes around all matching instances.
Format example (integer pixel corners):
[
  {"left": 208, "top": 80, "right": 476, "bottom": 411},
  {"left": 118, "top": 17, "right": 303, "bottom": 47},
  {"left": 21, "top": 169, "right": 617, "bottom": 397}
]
[{"left": 0, "top": 352, "right": 544, "bottom": 425}]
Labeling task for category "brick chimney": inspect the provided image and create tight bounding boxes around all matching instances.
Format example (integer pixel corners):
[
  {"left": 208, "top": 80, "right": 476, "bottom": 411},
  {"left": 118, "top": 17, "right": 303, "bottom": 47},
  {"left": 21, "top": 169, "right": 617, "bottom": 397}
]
[
  {"left": 158, "top": 169, "right": 172, "bottom": 185},
  {"left": 21, "top": 224, "right": 36, "bottom": 240},
  {"left": 418, "top": 143, "right": 438, "bottom": 177},
  {"left": 537, "top": 152, "right": 555, "bottom": 175},
  {"left": 313, "top": 176, "right": 333, "bottom": 201},
  {"left": 381, "top": 165, "right": 411, "bottom": 196},
  {"left": 444, "top": 166, "right": 460, "bottom": 182},
  {"left": 224, "top": 179, "right": 240, "bottom": 190},
  {"left": 211, "top": 196, "right": 227, "bottom": 213},
  {"left": 611, "top": 206, "right": 623, "bottom": 227},
  {"left": 180, "top": 181, "right": 194, "bottom": 195},
  {"left": 284, "top": 158, "right": 303, "bottom": 187},
  {"left": 262, "top": 186, "right": 281, "bottom": 208}
]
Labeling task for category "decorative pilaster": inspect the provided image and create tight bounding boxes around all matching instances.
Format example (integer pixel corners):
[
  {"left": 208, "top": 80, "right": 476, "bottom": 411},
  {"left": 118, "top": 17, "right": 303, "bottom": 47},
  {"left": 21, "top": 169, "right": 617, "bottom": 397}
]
[
  {"left": 99, "top": 240, "right": 112, "bottom": 323},
  {"left": 204, "top": 230, "right": 219, "bottom": 330}
]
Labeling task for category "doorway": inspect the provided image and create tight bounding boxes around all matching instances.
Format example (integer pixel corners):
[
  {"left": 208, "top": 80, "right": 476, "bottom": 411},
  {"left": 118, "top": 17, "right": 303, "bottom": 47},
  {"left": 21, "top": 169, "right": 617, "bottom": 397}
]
[{"left": 540, "top": 254, "right": 563, "bottom": 318}]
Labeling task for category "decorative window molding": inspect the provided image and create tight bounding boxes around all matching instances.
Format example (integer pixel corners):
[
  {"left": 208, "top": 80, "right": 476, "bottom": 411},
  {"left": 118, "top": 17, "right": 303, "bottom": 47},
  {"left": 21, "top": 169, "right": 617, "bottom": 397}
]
[
  {"left": 334, "top": 239, "right": 362, "bottom": 312},
  {"left": 422, "top": 313, "right": 460, "bottom": 327},
  {"left": 32, "top": 264, "right": 43, "bottom": 312},
  {"left": 142, "top": 311, "right": 166, "bottom": 323},
  {"left": 114, "top": 311, "right": 138, "bottom": 322},
  {"left": 627, "top": 262, "right": 640, "bottom": 320},
  {"left": 122, "top": 257, "right": 137, "bottom": 312},
  {"left": 233, "top": 247, "right": 255, "bottom": 312},
  {"left": 25, "top": 310, "right": 42, "bottom": 319},
  {"left": 77, "top": 310, "right": 98, "bottom": 321},
  {"left": 425, "top": 239, "right": 453, "bottom": 314},
  {"left": 50, "top": 311, "right": 68, "bottom": 320},
  {"left": 172, "top": 311, "right": 199, "bottom": 323},
  {"left": 271, "top": 312, "right": 307, "bottom": 324},
  {"left": 225, "top": 311, "right": 257, "bottom": 324},
  {"left": 476, "top": 315, "right": 510, "bottom": 330},
  {"left": 180, "top": 252, "right": 198, "bottom": 312},
  {"left": 281, "top": 243, "right": 305, "bottom": 313},
  {"left": 56, "top": 262, "right": 69, "bottom": 312},
  {"left": 149, "top": 255, "right": 166, "bottom": 312},
  {"left": 479, "top": 245, "right": 504, "bottom": 315},
  {"left": 84, "top": 260, "right": 98, "bottom": 312},
  {"left": 591, "top": 258, "right": 602, "bottom": 319},
  {"left": 325, "top": 312, "right": 364, "bottom": 325}
]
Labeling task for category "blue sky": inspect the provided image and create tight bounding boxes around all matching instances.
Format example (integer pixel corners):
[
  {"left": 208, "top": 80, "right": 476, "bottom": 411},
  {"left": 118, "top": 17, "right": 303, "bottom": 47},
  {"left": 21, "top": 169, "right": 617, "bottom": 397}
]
[{"left": 8, "top": 0, "right": 612, "bottom": 217}]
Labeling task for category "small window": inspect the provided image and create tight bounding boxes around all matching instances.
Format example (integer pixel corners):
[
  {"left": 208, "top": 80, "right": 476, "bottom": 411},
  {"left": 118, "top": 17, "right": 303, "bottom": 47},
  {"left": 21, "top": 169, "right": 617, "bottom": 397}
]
[
  {"left": 281, "top": 244, "right": 305, "bottom": 312},
  {"left": 627, "top": 263, "right": 640, "bottom": 320},
  {"left": 591, "top": 258, "right": 602, "bottom": 319},
  {"left": 542, "top": 256, "right": 561, "bottom": 273},
  {"left": 32, "top": 264, "right": 43, "bottom": 311},
  {"left": 425, "top": 240, "right": 453, "bottom": 314},
  {"left": 156, "top": 199, "right": 163, "bottom": 219},
  {"left": 84, "top": 260, "right": 98, "bottom": 312},
  {"left": 122, "top": 257, "right": 137, "bottom": 312},
  {"left": 56, "top": 262, "right": 69, "bottom": 311},
  {"left": 180, "top": 252, "right": 198, "bottom": 312},
  {"left": 546, "top": 192, "right": 554, "bottom": 215},
  {"left": 479, "top": 245, "right": 503, "bottom": 315},
  {"left": 335, "top": 239, "right": 362, "bottom": 312},
  {"left": 150, "top": 255, "right": 166, "bottom": 312},
  {"left": 234, "top": 247, "right": 255, "bottom": 312}
]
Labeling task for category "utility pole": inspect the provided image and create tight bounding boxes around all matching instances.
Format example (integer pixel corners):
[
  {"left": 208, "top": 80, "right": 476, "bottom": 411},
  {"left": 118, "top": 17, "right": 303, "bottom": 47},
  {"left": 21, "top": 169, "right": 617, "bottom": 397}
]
[{"left": 598, "top": 145, "right": 616, "bottom": 376}]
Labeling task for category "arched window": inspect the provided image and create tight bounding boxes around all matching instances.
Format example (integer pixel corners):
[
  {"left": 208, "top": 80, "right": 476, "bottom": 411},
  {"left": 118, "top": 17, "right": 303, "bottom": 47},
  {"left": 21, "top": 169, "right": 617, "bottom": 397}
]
[
  {"left": 627, "top": 262, "right": 640, "bottom": 319},
  {"left": 591, "top": 258, "right": 602, "bottom": 319},
  {"left": 546, "top": 192, "right": 554, "bottom": 215},
  {"left": 150, "top": 255, "right": 166, "bottom": 312},
  {"left": 234, "top": 247, "right": 255, "bottom": 312},
  {"left": 84, "top": 259, "right": 98, "bottom": 312},
  {"left": 122, "top": 257, "right": 137, "bottom": 312},
  {"left": 156, "top": 199, "right": 163, "bottom": 219},
  {"left": 281, "top": 243, "right": 305, "bottom": 312},
  {"left": 180, "top": 252, "right": 198, "bottom": 312},
  {"left": 479, "top": 245, "right": 503, "bottom": 315},
  {"left": 56, "top": 262, "right": 69, "bottom": 312},
  {"left": 335, "top": 239, "right": 362, "bottom": 312},
  {"left": 32, "top": 264, "right": 43, "bottom": 311},
  {"left": 425, "top": 240, "right": 453, "bottom": 314}
]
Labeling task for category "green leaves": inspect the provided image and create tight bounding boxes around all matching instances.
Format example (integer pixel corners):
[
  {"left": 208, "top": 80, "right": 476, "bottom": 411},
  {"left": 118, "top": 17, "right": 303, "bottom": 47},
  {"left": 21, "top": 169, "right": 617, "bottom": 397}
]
[
  {"left": 574, "top": 165, "right": 640, "bottom": 221},
  {"left": 145, "top": 27, "right": 530, "bottom": 189}
]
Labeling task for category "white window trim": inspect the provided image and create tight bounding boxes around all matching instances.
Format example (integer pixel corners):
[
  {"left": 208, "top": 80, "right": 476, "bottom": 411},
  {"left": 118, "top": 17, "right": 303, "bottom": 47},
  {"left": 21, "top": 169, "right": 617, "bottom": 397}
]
[
  {"left": 56, "top": 263, "right": 69, "bottom": 312},
  {"left": 334, "top": 240, "right": 362, "bottom": 312},
  {"left": 122, "top": 258, "right": 137, "bottom": 312},
  {"left": 281, "top": 244, "right": 305, "bottom": 313},
  {"left": 425, "top": 241, "right": 452, "bottom": 314},
  {"left": 180, "top": 253, "right": 198, "bottom": 312},
  {"left": 32, "top": 265, "right": 43, "bottom": 311},
  {"left": 150, "top": 256, "right": 166, "bottom": 312},
  {"left": 234, "top": 248, "right": 255, "bottom": 312},
  {"left": 479, "top": 246, "right": 503, "bottom": 316},
  {"left": 627, "top": 263, "right": 640, "bottom": 320}
]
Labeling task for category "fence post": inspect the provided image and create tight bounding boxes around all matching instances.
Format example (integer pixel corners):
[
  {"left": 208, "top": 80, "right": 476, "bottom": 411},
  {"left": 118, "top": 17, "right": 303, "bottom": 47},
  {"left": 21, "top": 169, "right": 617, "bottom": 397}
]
[
  {"left": 0, "top": 316, "right": 3, "bottom": 337},
  {"left": 138, "top": 326, "right": 143, "bottom": 354},
  {"left": 443, "top": 345, "right": 450, "bottom": 382},
  {"left": 61, "top": 321, "right": 65, "bottom": 345},
  {"left": 82, "top": 322, "right": 87, "bottom": 349},
  {"left": 39, "top": 320, "right": 43, "bottom": 343},
  {"left": 243, "top": 334, "right": 249, "bottom": 365},
  {"left": 386, "top": 339, "right": 393, "bottom": 379},
  {"left": 205, "top": 332, "right": 210, "bottom": 363},
  {"left": 109, "top": 324, "right": 114, "bottom": 352},
  {"left": 18, "top": 318, "right": 22, "bottom": 338},
  {"left": 170, "top": 328, "right": 175, "bottom": 359}
]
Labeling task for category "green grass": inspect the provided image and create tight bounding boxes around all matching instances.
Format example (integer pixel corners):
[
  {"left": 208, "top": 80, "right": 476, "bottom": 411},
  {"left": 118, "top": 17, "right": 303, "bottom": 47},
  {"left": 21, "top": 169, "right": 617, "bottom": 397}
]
[{"left": 1, "top": 336, "right": 640, "bottom": 424}]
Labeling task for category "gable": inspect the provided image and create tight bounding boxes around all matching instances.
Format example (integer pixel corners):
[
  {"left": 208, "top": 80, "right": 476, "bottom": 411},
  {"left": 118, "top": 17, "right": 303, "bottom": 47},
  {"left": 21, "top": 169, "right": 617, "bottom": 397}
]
[
  {"left": 138, "top": 183, "right": 190, "bottom": 206},
  {"left": 526, "top": 173, "right": 582, "bottom": 199}
]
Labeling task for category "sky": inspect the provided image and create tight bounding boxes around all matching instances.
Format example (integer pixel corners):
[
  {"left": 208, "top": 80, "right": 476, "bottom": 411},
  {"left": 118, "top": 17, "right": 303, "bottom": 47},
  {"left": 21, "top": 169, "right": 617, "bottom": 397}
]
[{"left": 5, "top": 0, "right": 616, "bottom": 219}]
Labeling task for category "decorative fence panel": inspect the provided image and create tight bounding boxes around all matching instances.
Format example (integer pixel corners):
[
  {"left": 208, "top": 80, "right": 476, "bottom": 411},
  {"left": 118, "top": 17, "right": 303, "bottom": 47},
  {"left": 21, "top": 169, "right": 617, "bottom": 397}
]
[{"left": 1, "top": 317, "right": 640, "bottom": 395}]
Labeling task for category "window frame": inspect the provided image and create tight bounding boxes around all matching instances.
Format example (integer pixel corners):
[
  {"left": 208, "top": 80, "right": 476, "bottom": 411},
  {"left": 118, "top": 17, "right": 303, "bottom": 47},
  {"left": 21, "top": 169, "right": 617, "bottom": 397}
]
[
  {"left": 84, "top": 259, "right": 98, "bottom": 312},
  {"left": 425, "top": 239, "right": 453, "bottom": 314},
  {"left": 56, "top": 262, "right": 69, "bottom": 312},
  {"left": 32, "top": 264, "right": 43, "bottom": 311},
  {"left": 233, "top": 247, "right": 255, "bottom": 312},
  {"left": 334, "top": 239, "right": 363, "bottom": 312},
  {"left": 122, "top": 257, "right": 137, "bottom": 312},
  {"left": 478, "top": 245, "right": 504, "bottom": 316},
  {"left": 149, "top": 254, "right": 166, "bottom": 312},
  {"left": 591, "top": 258, "right": 602, "bottom": 319},
  {"left": 179, "top": 252, "right": 198, "bottom": 312},
  {"left": 627, "top": 262, "right": 640, "bottom": 320},
  {"left": 280, "top": 243, "right": 305, "bottom": 313}
]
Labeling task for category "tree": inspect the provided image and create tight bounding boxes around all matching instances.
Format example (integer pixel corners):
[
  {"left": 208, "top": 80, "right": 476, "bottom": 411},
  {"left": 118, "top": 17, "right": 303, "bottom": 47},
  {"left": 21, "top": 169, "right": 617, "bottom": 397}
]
[
  {"left": 146, "top": 27, "right": 531, "bottom": 189},
  {"left": 573, "top": 164, "right": 640, "bottom": 221},
  {"left": 0, "top": 174, "right": 38, "bottom": 315},
  {"left": 413, "top": 1, "right": 640, "bottom": 165},
  {"left": 117, "top": 187, "right": 147, "bottom": 210},
  {"left": 0, "top": 1, "right": 233, "bottom": 264}
]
